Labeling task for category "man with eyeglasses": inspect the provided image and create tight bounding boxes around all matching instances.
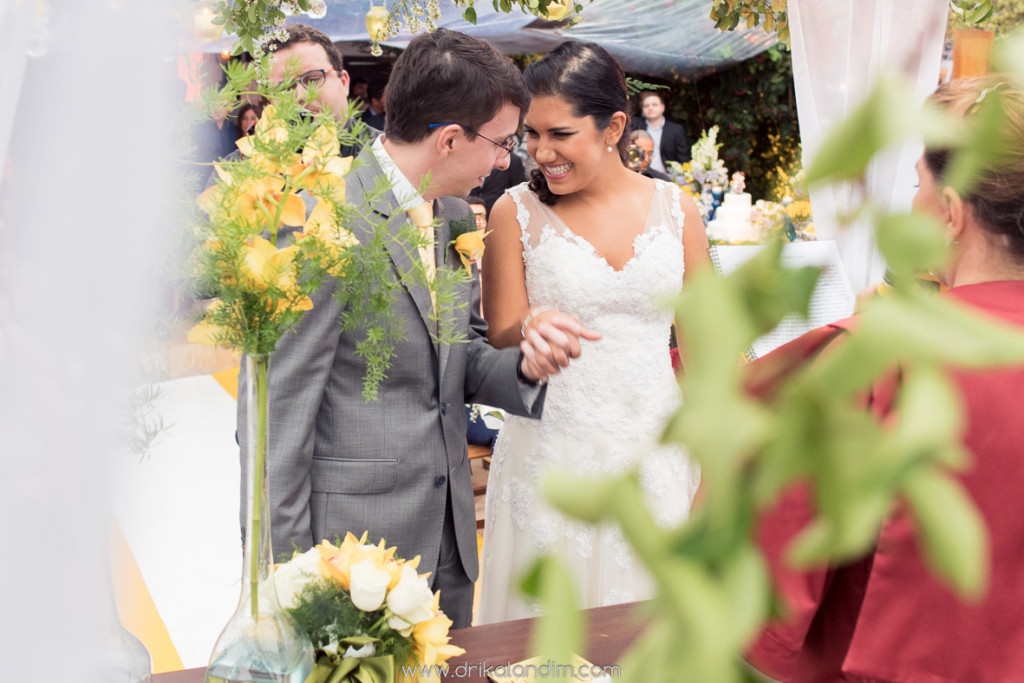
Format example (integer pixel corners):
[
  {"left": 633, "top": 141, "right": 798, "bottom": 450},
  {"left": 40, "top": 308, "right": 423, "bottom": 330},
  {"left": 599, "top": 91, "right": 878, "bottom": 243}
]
[
  {"left": 204, "top": 25, "right": 364, "bottom": 187},
  {"left": 267, "top": 25, "right": 351, "bottom": 122},
  {"left": 245, "top": 27, "right": 595, "bottom": 628}
]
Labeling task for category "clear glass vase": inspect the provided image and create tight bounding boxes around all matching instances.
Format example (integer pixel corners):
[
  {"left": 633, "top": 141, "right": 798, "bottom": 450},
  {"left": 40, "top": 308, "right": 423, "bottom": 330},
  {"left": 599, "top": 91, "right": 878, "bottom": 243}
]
[
  {"left": 205, "top": 355, "right": 314, "bottom": 683},
  {"left": 101, "top": 541, "right": 152, "bottom": 683},
  {"left": 100, "top": 621, "right": 152, "bottom": 683}
]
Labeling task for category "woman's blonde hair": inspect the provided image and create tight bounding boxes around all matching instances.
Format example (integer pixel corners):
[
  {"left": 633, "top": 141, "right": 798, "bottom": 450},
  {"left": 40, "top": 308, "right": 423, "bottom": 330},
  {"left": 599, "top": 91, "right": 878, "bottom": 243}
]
[{"left": 925, "top": 75, "right": 1024, "bottom": 257}]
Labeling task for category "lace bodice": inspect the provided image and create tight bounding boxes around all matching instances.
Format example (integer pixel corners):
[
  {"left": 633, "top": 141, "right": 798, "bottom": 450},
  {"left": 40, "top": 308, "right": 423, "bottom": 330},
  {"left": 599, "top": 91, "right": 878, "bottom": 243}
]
[{"left": 507, "top": 181, "right": 686, "bottom": 444}]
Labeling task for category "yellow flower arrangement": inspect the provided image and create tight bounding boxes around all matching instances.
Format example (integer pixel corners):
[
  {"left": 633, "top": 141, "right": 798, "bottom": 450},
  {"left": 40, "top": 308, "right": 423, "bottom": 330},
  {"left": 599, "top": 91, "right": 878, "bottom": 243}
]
[
  {"left": 784, "top": 199, "right": 814, "bottom": 223},
  {"left": 275, "top": 532, "right": 465, "bottom": 683}
]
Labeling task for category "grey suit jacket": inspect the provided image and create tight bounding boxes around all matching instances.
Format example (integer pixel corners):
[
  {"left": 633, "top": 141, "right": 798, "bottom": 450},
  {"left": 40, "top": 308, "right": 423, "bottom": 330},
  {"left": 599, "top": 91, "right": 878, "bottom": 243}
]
[{"left": 238, "top": 145, "right": 545, "bottom": 582}]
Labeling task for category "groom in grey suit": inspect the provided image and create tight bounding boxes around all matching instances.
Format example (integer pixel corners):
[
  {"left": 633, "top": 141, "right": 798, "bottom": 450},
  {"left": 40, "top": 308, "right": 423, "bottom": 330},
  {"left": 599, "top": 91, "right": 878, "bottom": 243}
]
[{"left": 241, "top": 26, "right": 594, "bottom": 626}]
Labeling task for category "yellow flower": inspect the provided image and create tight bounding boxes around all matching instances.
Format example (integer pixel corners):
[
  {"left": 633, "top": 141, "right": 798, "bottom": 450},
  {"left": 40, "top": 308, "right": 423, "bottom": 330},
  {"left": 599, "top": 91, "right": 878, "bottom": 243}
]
[
  {"left": 410, "top": 594, "right": 465, "bottom": 675},
  {"left": 240, "top": 236, "right": 298, "bottom": 290},
  {"left": 296, "top": 199, "right": 360, "bottom": 274},
  {"left": 453, "top": 229, "right": 490, "bottom": 274},
  {"left": 243, "top": 176, "right": 308, "bottom": 229},
  {"left": 290, "top": 123, "right": 351, "bottom": 202},
  {"left": 236, "top": 237, "right": 315, "bottom": 315},
  {"left": 235, "top": 104, "right": 295, "bottom": 173},
  {"left": 187, "top": 300, "right": 227, "bottom": 347},
  {"left": 187, "top": 300, "right": 247, "bottom": 349},
  {"left": 317, "top": 532, "right": 402, "bottom": 591},
  {"left": 784, "top": 199, "right": 813, "bottom": 222}
]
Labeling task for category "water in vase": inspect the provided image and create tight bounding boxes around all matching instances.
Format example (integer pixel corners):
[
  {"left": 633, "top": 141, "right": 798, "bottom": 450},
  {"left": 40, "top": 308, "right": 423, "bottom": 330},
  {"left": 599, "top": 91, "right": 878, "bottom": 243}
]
[{"left": 204, "top": 628, "right": 313, "bottom": 683}]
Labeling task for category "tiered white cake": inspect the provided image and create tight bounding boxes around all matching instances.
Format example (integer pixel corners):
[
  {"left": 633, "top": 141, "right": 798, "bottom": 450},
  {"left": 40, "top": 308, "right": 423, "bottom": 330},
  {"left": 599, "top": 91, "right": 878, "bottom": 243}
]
[{"left": 707, "top": 192, "right": 760, "bottom": 243}]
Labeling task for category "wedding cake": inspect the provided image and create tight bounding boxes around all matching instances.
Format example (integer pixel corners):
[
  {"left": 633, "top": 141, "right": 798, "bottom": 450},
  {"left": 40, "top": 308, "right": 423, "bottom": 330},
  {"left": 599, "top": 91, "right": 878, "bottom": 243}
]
[{"left": 707, "top": 191, "right": 760, "bottom": 243}]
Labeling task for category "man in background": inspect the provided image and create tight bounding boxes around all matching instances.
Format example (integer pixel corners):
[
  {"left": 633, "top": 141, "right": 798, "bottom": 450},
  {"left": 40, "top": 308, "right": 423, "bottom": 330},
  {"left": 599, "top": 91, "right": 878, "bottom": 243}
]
[
  {"left": 630, "top": 129, "right": 672, "bottom": 182},
  {"left": 634, "top": 90, "right": 689, "bottom": 174},
  {"left": 358, "top": 79, "right": 387, "bottom": 130}
]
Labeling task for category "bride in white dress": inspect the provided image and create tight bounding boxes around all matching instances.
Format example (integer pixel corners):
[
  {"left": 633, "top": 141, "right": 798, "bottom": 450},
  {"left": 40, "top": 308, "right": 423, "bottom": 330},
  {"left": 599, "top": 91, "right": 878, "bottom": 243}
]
[{"left": 476, "top": 41, "right": 710, "bottom": 624}]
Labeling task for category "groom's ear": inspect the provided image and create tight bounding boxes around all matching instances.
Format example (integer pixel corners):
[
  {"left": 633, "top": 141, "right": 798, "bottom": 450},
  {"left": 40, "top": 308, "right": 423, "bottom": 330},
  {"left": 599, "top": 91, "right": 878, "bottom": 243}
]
[{"left": 433, "top": 124, "right": 461, "bottom": 157}]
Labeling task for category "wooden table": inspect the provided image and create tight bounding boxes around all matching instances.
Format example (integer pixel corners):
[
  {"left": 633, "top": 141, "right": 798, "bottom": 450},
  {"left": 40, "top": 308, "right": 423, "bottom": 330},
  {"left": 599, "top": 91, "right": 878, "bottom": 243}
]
[{"left": 153, "top": 602, "right": 645, "bottom": 682}]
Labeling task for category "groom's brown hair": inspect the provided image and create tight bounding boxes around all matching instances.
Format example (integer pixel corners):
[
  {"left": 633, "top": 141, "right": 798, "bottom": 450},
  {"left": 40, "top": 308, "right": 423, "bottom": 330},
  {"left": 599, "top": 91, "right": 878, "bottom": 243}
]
[{"left": 384, "top": 28, "right": 529, "bottom": 144}]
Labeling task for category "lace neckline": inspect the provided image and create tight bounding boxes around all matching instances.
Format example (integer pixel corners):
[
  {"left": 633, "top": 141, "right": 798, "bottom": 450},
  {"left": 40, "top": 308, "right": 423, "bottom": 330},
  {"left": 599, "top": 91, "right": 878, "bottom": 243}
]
[{"left": 535, "top": 181, "right": 665, "bottom": 274}]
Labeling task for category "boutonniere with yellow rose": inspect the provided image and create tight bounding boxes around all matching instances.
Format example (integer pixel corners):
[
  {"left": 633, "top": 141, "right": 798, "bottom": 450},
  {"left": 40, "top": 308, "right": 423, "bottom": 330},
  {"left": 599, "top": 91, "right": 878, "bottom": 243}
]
[
  {"left": 447, "top": 214, "right": 490, "bottom": 275},
  {"left": 275, "top": 532, "right": 465, "bottom": 683}
]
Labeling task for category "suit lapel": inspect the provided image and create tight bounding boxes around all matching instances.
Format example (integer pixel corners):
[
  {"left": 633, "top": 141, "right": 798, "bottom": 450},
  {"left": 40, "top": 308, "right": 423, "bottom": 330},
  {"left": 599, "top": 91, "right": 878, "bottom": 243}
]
[{"left": 353, "top": 150, "right": 438, "bottom": 355}]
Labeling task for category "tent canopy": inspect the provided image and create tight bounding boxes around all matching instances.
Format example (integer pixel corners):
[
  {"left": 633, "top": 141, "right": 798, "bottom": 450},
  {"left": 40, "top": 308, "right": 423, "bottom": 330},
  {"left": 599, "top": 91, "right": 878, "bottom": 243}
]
[{"left": 190, "top": 0, "right": 777, "bottom": 78}]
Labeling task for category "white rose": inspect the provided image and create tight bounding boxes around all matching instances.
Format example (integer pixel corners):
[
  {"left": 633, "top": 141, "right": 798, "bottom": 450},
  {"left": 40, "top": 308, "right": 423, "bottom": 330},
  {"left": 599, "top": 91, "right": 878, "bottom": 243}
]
[
  {"left": 349, "top": 559, "right": 391, "bottom": 612},
  {"left": 386, "top": 565, "right": 435, "bottom": 626},
  {"left": 274, "top": 547, "right": 321, "bottom": 609},
  {"left": 387, "top": 614, "right": 415, "bottom": 637}
]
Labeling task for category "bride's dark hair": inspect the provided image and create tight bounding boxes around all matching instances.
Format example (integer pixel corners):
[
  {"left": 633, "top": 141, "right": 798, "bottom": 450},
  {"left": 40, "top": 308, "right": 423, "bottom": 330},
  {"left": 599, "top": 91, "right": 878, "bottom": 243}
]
[{"left": 523, "top": 40, "right": 630, "bottom": 205}]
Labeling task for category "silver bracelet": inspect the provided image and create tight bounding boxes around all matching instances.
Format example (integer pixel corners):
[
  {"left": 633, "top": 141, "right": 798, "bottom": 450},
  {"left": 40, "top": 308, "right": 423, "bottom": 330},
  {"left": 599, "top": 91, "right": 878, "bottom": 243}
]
[{"left": 520, "top": 305, "right": 553, "bottom": 338}]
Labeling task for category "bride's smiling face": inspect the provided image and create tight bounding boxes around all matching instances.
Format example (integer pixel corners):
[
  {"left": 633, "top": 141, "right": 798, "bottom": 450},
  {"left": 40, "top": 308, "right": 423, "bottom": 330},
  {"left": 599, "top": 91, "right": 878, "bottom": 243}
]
[{"left": 524, "top": 95, "right": 610, "bottom": 194}]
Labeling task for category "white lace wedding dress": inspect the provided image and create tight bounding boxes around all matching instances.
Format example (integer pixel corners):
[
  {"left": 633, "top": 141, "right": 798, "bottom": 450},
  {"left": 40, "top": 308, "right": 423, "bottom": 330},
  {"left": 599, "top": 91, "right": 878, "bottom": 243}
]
[{"left": 476, "top": 180, "right": 701, "bottom": 624}]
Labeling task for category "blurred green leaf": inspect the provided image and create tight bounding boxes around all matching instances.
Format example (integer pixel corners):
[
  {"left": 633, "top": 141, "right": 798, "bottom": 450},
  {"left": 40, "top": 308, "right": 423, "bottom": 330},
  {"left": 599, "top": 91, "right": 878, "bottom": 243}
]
[
  {"left": 994, "top": 31, "right": 1024, "bottom": 86},
  {"left": 806, "top": 76, "right": 956, "bottom": 185},
  {"left": 462, "top": 6, "right": 477, "bottom": 23},
  {"left": 892, "top": 367, "right": 965, "bottom": 462},
  {"left": 720, "top": 544, "right": 772, "bottom": 646},
  {"left": 943, "top": 90, "right": 1011, "bottom": 196},
  {"left": 542, "top": 472, "right": 618, "bottom": 524},
  {"left": 812, "top": 294, "right": 1024, "bottom": 396},
  {"left": 874, "top": 213, "right": 948, "bottom": 284},
  {"left": 903, "top": 468, "right": 989, "bottom": 599},
  {"left": 520, "top": 557, "right": 583, "bottom": 667},
  {"left": 966, "top": 1, "right": 995, "bottom": 24}
]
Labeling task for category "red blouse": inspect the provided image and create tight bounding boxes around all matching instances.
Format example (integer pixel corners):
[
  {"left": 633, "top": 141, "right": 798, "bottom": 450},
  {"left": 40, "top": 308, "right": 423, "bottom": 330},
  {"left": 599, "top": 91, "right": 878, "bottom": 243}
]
[{"left": 748, "top": 281, "right": 1024, "bottom": 683}]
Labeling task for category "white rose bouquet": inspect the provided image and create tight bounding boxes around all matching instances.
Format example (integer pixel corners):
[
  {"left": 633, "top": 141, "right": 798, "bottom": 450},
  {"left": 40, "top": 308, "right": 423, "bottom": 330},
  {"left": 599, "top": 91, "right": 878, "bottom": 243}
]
[{"left": 275, "top": 532, "right": 465, "bottom": 683}]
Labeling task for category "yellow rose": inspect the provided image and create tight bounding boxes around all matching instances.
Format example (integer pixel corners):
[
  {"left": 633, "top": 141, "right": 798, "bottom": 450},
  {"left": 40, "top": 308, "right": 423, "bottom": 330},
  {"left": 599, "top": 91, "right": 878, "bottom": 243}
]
[{"left": 453, "top": 229, "right": 490, "bottom": 274}]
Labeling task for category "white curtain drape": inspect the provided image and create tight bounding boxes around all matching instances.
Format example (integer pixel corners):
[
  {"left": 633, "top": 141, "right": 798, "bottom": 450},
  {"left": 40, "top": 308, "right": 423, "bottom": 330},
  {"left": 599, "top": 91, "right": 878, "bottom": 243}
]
[
  {"left": 0, "top": 0, "right": 34, "bottom": 167},
  {"left": 0, "top": 1, "right": 178, "bottom": 679},
  {"left": 789, "top": 0, "right": 949, "bottom": 291}
]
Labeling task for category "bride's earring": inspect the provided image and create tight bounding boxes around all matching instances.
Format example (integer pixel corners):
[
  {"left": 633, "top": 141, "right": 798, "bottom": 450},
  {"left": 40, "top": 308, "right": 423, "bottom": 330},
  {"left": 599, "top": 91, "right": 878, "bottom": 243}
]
[{"left": 606, "top": 145, "right": 613, "bottom": 153}]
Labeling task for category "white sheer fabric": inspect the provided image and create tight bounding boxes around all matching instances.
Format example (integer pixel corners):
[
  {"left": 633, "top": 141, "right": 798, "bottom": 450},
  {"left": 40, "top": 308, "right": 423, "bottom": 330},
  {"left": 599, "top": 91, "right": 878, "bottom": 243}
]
[
  {"left": 789, "top": 0, "right": 948, "bottom": 291},
  {"left": 0, "top": 0, "right": 33, "bottom": 167},
  {"left": 0, "top": 1, "right": 177, "bottom": 679}
]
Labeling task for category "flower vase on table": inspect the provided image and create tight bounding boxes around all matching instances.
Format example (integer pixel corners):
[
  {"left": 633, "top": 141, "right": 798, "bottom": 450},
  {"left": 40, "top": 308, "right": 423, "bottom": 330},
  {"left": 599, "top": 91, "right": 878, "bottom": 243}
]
[{"left": 205, "top": 354, "right": 314, "bottom": 683}]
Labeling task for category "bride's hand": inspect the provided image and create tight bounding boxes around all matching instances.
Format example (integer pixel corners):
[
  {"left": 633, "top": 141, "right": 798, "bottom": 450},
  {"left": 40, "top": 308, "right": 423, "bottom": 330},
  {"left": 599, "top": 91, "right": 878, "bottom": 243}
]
[{"left": 519, "top": 310, "right": 601, "bottom": 381}]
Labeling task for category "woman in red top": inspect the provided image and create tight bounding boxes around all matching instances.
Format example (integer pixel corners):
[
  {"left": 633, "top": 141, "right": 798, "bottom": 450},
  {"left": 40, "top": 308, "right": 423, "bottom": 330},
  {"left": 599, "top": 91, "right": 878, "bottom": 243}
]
[{"left": 749, "top": 75, "right": 1024, "bottom": 682}]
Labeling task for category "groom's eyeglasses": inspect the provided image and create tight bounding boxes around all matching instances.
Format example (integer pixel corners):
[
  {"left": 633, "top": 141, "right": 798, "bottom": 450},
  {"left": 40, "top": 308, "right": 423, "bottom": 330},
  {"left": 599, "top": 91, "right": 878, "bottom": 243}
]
[
  {"left": 291, "top": 68, "right": 337, "bottom": 89},
  {"left": 428, "top": 122, "right": 517, "bottom": 158}
]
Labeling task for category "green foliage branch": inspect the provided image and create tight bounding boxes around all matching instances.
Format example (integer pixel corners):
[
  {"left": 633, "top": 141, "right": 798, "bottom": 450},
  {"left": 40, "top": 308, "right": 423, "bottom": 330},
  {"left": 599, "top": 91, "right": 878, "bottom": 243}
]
[
  {"left": 190, "top": 60, "right": 470, "bottom": 400},
  {"left": 949, "top": 0, "right": 1024, "bottom": 35},
  {"left": 210, "top": 0, "right": 590, "bottom": 59},
  {"left": 524, "top": 33, "right": 1024, "bottom": 683},
  {"left": 287, "top": 577, "right": 416, "bottom": 665},
  {"left": 711, "top": 1, "right": 998, "bottom": 48},
  {"left": 710, "top": 0, "right": 790, "bottom": 45}
]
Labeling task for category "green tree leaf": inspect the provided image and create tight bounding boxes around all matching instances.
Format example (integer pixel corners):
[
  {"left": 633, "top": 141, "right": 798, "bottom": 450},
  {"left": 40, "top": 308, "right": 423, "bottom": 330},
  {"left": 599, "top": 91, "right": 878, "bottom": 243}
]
[
  {"left": 520, "top": 557, "right": 583, "bottom": 667},
  {"left": 902, "top": 468, "right": 989, "bottom": 599},
  {"left": 874, "top": 212, "right": 947, "bottom": 281},
  {"left": 806, "top": 75, "right": 934, "bottom": 185}
]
